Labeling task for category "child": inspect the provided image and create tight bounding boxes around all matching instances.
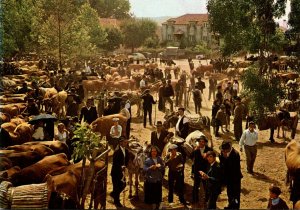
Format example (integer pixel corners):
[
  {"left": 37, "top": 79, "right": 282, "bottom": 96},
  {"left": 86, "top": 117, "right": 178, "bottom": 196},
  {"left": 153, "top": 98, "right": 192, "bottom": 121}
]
[{"left": 267, "top": 185, "right": 289, "bottom": 210}]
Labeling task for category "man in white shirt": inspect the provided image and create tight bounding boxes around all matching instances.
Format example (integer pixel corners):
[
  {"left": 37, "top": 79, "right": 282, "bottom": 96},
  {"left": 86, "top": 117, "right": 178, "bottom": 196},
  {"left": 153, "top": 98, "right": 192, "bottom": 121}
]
[
  {"left": 175, "top": 107, "right": 189, "bottom": 139},
  {"left": 239, "top": 121, "right": 258, "bottom": 174},
  {"left": 139, "top": 75, "right": 146, "bottom": 90},
  {"left": 110, "top": 118, "right": 122, "bottom": 149}
]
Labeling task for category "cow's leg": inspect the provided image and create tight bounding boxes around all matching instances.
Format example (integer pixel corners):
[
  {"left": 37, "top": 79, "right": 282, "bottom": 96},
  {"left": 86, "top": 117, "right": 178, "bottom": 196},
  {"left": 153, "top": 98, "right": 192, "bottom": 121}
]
[
  {"left": 128, "top": 172, "right": 133, "bottom": 198},
  {"left": 270, "top": 128, "right": 275, "bottom": 143},
  {"left": 134, "top": 172, "right": 139, "bottom": 198}
]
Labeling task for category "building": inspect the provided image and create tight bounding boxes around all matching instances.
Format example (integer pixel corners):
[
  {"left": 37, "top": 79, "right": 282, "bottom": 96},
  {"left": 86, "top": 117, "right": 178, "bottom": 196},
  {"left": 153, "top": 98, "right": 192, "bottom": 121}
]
[{"left": 161, "top": 14, "right": 213, "bottom": 46}]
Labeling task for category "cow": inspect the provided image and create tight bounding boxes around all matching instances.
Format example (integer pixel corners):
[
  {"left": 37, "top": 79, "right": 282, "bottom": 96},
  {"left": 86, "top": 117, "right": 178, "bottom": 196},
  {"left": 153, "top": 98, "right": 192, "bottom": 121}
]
[
  {"left": 24, "top": 141, "right": 70, "bottom": 159},
  {"left": 0, "top": 166, "right": 21, "bottom": 181},
  {"left": 0, "top": 104, "right": 21, "bottom": 118},
  {"left": 195, "top": 64, "right": 214, "bottom": 77},
  {"left": 7, "top": 143, "right": 54, "bottom": 157},
  {"left": 10, "top": 153, "right": 70, "bottom": 186},
  {"left": 1, "top": 122, "right": 33, "bottom": 146},
  {"left": 82, "top": 80, "right": 106, "bottom": 99},
  {"left": 0, "top": 156, "right": 13, "bottom": 170},
  {"left": 1, "top": 151, "right": 42, "bottom": 168}
]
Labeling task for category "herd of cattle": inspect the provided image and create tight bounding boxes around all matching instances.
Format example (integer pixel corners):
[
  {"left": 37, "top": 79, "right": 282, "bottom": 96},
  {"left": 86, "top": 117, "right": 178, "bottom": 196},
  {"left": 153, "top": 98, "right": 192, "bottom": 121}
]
[{"left": 0, "top": 54, "right": 299, "bottom": 209}]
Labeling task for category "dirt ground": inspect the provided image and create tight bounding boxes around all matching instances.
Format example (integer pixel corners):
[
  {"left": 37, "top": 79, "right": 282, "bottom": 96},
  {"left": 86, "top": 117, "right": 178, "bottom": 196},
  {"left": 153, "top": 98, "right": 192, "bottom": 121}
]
[{"left": 104, "top": 59, "right": 298, "bottom": 209}]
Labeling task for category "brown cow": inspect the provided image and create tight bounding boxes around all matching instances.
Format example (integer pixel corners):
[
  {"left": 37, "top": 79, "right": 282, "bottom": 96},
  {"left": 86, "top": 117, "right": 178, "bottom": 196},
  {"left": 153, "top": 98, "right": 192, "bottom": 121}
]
[
  {"left": 1, "top": 122, "right": 33, "bottom": 145},
  {"left": 82, "top": 80, "right": 106, "bottom": 99},
  {"left": 0, "top": 156, "right": 13, "bottom": 170},
  {"left": 128, "top": 64, "right": 145, "bottom": 70},
  {"left": 0, "top": 112, "right": 11, "bottom": 123},
  {"left": 2, "top": 151, "right": 42, "bottom": 168},
  {"left": 91, "top": 112, "right": 128, "bottom": 140},
  {"left": 0, "top": 104, "right": 21, "bottom": 118},
  {"left": 0, "top": 166, "right": 21, "bottom": 180},
  {"left": 195, "top": 64, "right": 214, "bottom": 76},
  {"left": 7, "top": 144, "right": 54, "bottom": 157},
  {"left": 10, "top": 153, "right": 70, "bottom": 186},
  {"left": 24, "top": 141, "right": 70, "bottom": 159}
]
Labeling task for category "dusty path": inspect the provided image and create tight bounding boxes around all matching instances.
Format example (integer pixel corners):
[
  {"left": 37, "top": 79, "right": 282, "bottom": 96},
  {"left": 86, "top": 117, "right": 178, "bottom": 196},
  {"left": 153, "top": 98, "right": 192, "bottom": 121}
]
[{"left": 104, "top": 59, "right": 297, "bottom": 209}]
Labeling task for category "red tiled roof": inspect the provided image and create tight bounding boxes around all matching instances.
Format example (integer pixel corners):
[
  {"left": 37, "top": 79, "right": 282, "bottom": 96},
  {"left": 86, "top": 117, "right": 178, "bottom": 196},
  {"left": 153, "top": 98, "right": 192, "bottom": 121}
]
[
  {"left": 99, "top": 18, "right": 120, "bottom": 28},
  {"left": 162, "top": 14, "right": 208, "bottom": 25}
]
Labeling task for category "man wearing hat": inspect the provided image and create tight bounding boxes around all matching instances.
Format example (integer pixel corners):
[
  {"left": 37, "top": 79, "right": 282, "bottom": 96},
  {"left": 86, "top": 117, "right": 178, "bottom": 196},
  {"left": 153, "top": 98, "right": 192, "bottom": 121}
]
[
  {"left": 110, "top": 136, "right": 130, "bottom": 208},
  {"left": 158, "top": 80, "right": 166, "bottom": 112},
  {"left": 80, "top": 97, "right": 98, "bottom": 124},
  {"left": 103, "top": 99, "right": 114, "bottom": 116},
  {"left": 239, "top": 121, "right": 258, "bottom": 174},
  {"left": 190, "top": 135, "right": 212, "bottom": 203},
  {"left": 22, "top": 98, "right": 40, "bottom": 116},
  {"left": 165, "top": 144, "right": 187, "bottom": 205},
  {"left": 110, "top": 117, "right": 122, "bottom": 150},
  {"left": 233, "top": 97, "right": 244, "bottom": 141},
  {"left": 192, "top": 87, "right": 202, "bottom": 114},
  {"left": 219, "top": 140, "right": 243, "bottom": 209},
  {"left": 141, "top": 89, "right": 156, "bottom": 128},
  {"left": 151, "top": 121, "right": 170, "bottom": 156},
  {"left": 175, "top": 107, "right": 189, "bottom": 139},
  {"left": 215, "top": 104, "right": 227, "bottom": 137}
]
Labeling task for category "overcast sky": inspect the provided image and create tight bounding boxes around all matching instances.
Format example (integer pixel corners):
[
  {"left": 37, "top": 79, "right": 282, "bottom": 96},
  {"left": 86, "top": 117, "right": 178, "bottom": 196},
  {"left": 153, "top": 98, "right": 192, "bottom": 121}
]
[
  {"left": 129, "top": 0, "right": 290, "bottom": 27},
  {"left": 129, "top": 0, "right": 207, "bottom": 17}
]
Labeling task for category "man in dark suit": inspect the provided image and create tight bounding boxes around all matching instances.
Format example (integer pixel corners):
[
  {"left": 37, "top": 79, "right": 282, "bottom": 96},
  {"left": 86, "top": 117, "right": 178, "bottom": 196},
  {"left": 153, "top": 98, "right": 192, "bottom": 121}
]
[
  {"left": 200, "top": 151, "right": 222, "bottom": 209},
  {"left": 79, "top": 97, "right": 98, "bottom": 124},
  {"left": 141, "top": 89, "right": 156, "bottom": 128},
  {"left": 175, "top": 107, "right": 189, "bottom": 139},
  {"left": 190, "top": 135, "right": 213, "bottom": 203},
  {"left": 151, "top": 121, "right": 170, "bottom": 156},
  {"left": 219, "top": 140, "right": 243, "bottom": 209},
  {"left": 110, "top": 136, "right": 130, "bottom": 207}
]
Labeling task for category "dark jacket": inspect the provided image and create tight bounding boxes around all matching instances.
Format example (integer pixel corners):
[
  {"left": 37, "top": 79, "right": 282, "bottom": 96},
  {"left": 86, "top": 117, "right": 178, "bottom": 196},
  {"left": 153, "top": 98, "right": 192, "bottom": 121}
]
[
  {"left": 111, "top": 146, "right": 130, "bottom": 179},
  {"left": 163, "top": 84, "right": 174, "bottom": 97},
  {"left": 219, "top": 148, "right": 243, "bottom": 185},
  {"left": 191, "top": 146, "right": 213, "bottom": 176},
  {"left": 206, "top": 162, "right": 222, "bottom": 195},
  {"left": 141, "top": 93, "right": 156, "bottom": 110},
  {"left": 177, "top": 116, "right": 189, "bottom": 139},
  {"left": 151, "top": 130, "right": 169, "bottom": 155},
  {"left": 267, "top": 198, "right": 289, "bottom": 210},
  {"left": 80, "top": 106, "right": 98, "bottom": 124}
]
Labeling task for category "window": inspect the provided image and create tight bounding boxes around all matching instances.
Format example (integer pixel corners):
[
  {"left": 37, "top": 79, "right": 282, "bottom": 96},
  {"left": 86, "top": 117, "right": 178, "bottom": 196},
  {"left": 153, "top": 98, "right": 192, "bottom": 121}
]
[
  {"left": 189, "top": 35, "right": 195, "bottom": 42},
  {"left": 167, "top": 34, "right": 172, "bottom": 41}
]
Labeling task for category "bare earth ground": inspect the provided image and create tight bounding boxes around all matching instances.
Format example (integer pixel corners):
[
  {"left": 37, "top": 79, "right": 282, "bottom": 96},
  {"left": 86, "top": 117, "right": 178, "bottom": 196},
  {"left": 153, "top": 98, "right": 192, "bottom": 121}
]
[{"left": 104, "top": 59, "right": 299, "bottom": 209}]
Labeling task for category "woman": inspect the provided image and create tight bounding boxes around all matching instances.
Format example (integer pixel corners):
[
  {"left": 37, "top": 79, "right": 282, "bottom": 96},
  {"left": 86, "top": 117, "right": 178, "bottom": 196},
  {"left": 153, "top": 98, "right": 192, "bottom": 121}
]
[
  {"left": 143, "top": 146, "right": 165, "bottom": 210},
  {"left": 55, "top": 123, "right": 69, "bottom": 144}
]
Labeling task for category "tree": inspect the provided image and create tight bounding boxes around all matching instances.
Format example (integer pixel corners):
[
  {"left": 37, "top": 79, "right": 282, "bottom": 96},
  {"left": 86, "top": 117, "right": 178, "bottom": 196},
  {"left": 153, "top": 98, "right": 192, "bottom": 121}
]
[
  {"left": 89, "top": 0, "right": 131, "bottom": 19},
  {"left": 207, "top": 0, "right": 287, "bottom": 72},
  {"left": 101, "top": 27, "right": 123, "bottom": 51},
  {"left": 121, "top": 18, "right": 157, "bottom": 52},
  {"left": 288, "top": 0, "right": 300, "bottom": 33},
  {"left": 1, "top": 0, "right": 35, "bottom": 58},
  {"left": 143, "top": 36, "right": 159, "bottom": 49}
]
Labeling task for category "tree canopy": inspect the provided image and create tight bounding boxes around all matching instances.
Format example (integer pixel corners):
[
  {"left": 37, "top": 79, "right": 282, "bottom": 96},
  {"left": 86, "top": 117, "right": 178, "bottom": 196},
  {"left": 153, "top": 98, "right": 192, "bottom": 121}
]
[{"left": 89, "top": 0, "right": 131, "bottom": 19}]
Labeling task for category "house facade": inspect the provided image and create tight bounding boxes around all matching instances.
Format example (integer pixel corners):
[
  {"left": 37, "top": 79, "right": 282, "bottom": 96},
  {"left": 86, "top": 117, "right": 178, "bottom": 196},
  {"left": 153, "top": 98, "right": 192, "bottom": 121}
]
[{"left": 161, "top": 14, "right": 213, "bottom": 45}]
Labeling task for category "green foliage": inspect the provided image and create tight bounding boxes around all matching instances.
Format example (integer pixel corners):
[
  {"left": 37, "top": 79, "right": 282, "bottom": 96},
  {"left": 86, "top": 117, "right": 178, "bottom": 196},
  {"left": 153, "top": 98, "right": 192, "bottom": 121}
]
[
  {"left": 192, "top": 43, "right": 212, "bottom": 55},
  {"left": 71, "top": 122, "right": 102, "bottom": 161},
  {"left": 143, "top": 36, "right": 160, "bottom": 49},
  {"left": 289, "top": 0, "right": 300, "bottom": 33},
  {"left": 241, "top": 67, "right": 285, "bottom": 119},
  {"left": 120, "top": 18, "right": 157, "bottom": 52},
  {"left": 89, "top": 0, "right": 131, "bottom": 19},
  {"left": 1, "top": 0, "right": 35, "bottom": 58},
  {"left": 101, "top": 27, "right": 123, "bottom": 51},
  {"left": 207, "top": 0, "right": 288, "bottom": 57}
]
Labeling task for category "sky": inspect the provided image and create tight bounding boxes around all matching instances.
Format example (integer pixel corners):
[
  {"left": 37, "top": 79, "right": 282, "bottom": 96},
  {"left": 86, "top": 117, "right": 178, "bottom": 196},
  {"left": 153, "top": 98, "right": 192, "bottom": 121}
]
[
  {"left": 129, "top": 0, "right": 290, "bottom": 27},
  {"left": 129, "top": 0, "right": 207, "bottom": 17}
]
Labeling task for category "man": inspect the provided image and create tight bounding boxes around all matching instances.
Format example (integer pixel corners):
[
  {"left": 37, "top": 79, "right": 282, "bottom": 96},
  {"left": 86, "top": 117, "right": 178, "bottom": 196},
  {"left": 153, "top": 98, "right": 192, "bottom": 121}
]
[
  {"left": 110, "top": 117, "right": 122, "bottom": 150},
  {"left": 190, "top": 135, "right": 212, "bottom": 204},
  {"left": 239, "top": 121, "right": 258, "bottom": 174},
  {"left": 22, "top": 98, "right": 40, "bottom": 116},
  {"left": 80, "top": 97, "right": 98, "bottom": 124},
  {"left": 141, "top": 89, "right": 156, "bottom": 128},
  {"left": 66, "top": 95, "right": 79, "bottom": 118},
  {"left": 233, "top": 97, "right": 243, "bottom": 141},
  {"left": 110, "top": 136, "right": 130, "bottom": 208},
  {"left": 175, "top": 107, "right": 189, "bottom": 139},
  {"left": 17, "top": 82, "right": 29, "bottom": 94},
  {"left": 195, "top": 77, "right": 206, "bottom": 94},
  {"left": 164, "top": 144, "right": 187, "bottom": 205},
  {"left": 219, "top": 140, "right": 243, "bottom": 209},
  {"left": 103, "top": 100, "right": 114, "bottom": 116},
  {"left": 139, "top": 75, "right": 146, "bottom": 91},
  {"left": 208, "top": 77, "right": 217, "bottom": 101},
  {"left": 124, "top": 100, "right": 131, "bottom": 139},
  {"left": 200, "top": 151, "right": 222, "bottom": 209},
  {"left": 110, "top": 95, "right": 122, "bottom": 114},
  {"left": 163, "top": 79, "right": 174, "bottom": 112},
  {"left": 216, "top": 85, "right": 223, "bottom": 104},
  {"left": 150, "top": 121, "right": 169, "bottom": 156},
  {"left": 175, "top": 79, "right": 184, "bottom": 107},
  {"left": 193, "top": 87, "right": 202, "bottom": 114},
  {"left": 158, "top": 80, "right": 166, "bottom": 112}
]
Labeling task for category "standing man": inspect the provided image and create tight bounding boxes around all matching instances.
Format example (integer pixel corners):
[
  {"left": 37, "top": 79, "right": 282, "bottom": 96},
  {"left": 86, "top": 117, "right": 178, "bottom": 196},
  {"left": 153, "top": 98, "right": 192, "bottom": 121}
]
[
  {"left": 141, "top": 89, "right": 156, "bottom": 128},
  {"left": 163, "top": 79, "right": 174, "bottom": 113},
  {"left": 219, "top": 140, "right": 243, "bottom": 209},
  {"left": 140, "top": 75, "right": 147, "bottom": 91},
  {"left": 150, "top": 121, "right": 170, "bottom": 156},
  {"left": 195, "top": 77, "right": 206, "bottom": 94},
  {"left": 110, "top": 136, "right": 130, "bottom": 208},
  {"left": 233, "top": 97, "right": 243, "bottom": 141},
  {"left": 200, "top": 151, "right": 222, "bottom": 209},
  {"left": 175, "top": 107, "right": 189, "bottom": 139},
  {"left": 124, "top": 100, "right": 131, "bottom": 139},
  {"left": 175, "top": 78, "right": 184, "bottom": 107},
  {"left": 109, "top": 117, "right": 122, "bottom": 149},
  {"left": 239, "top": 121, "right": 258, "bottom": 174},
  {"left": 164, "top": 144, "right": 187, "bottom": 205},
  {"left": 80, "top": 97, "right": 98, "bottom": 124},
  {"left": 190, "top": 136, "right": 212, "bottom": 204},
  {"left": 192, "top": 87, "right": 202, "bottom": 114},
  {"left": 208, "top": 77, "right": 217, "bottom": 101},
  {"left": 158, "top": 80, "right": 166, "bottom": 112}
]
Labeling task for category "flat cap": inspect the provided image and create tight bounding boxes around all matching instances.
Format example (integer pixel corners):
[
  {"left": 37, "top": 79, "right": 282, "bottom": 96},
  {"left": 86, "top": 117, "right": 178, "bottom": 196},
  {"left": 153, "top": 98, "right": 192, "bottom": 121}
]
[
  {"left": 196, "top": 135, "right": 208, "bottom": 142},
  {"left": 178, "top": 107, "right": 185, "bottom": 111},
  {"left": 220, "top": 140, "right": 232, "bottom": 150}
]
